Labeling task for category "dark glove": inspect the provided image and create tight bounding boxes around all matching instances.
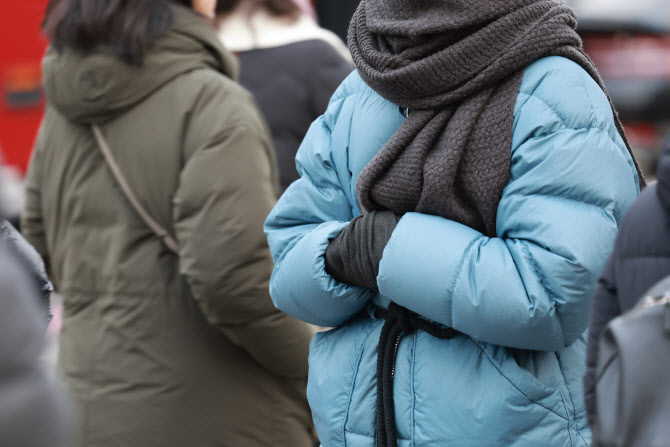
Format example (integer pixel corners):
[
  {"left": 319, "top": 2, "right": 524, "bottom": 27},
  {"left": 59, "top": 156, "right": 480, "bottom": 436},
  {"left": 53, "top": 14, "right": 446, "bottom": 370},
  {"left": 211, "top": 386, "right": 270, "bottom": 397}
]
[{"left": 324, "top": 211, "right": 401, "bottom": 291}]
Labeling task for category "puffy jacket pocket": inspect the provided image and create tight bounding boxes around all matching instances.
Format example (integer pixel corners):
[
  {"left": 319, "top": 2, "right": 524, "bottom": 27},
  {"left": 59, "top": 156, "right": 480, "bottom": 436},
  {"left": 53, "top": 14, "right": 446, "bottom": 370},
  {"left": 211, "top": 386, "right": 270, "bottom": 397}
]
[{"left": 473, "top": 340, "right": 568, "bottom": 420}]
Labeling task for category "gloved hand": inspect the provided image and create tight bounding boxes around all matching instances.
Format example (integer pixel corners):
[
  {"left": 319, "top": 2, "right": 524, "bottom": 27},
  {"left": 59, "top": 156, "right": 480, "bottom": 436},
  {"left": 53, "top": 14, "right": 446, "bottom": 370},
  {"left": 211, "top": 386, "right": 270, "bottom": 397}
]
[{"left": 324, "top": 210, "right": 401, "bottom": 291}]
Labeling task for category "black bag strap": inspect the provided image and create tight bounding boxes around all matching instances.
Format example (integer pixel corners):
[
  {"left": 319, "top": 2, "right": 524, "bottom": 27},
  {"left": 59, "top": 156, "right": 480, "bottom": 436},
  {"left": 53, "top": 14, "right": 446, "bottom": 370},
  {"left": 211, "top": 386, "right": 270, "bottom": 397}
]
[{"left": 91, "top": 125, "right": 179, "bottom": 254}]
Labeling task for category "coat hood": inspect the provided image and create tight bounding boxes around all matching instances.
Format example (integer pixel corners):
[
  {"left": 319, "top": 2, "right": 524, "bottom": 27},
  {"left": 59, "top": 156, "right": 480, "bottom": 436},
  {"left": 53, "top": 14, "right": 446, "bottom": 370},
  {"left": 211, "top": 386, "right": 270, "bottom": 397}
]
[
  {"left": 42, "top": 6, "right": 238, "bottom": 124},
  {"left": 658, "top": 138, "right": 670, "bottom": 212}
]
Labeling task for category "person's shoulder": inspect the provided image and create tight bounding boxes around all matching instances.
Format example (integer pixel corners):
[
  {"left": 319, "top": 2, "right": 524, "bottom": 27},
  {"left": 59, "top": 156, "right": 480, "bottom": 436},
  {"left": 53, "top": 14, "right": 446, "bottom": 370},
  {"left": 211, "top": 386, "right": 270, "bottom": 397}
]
[
  {"left": 178, "top": 68, "right": 249, "bottom": 103},
  {"left": 306, "top": 24, "right": 352, "bottom": 59},
  {"left": 290, "top": 38, "right": 345, "bottom": 58},
  {"left": 286, "top": 39, "right": 353, "bottom": 75},
  {"left": 178, "top": 68, "right": 264, "bottom": 128},
  {"left": 329, "top": 70, "right": 383, "bottom": 106},
  {"left": 318, "top": 70, "right": 402, "bottom": 142},
  {"left": 509, "top": 56, "right": 640, "bottom": 221},
  {"left": 169, "top": 69, "right": 271, "bottom": 162},
  {"left": 516, "top": 56, "right": 615, "bottom": 132}
]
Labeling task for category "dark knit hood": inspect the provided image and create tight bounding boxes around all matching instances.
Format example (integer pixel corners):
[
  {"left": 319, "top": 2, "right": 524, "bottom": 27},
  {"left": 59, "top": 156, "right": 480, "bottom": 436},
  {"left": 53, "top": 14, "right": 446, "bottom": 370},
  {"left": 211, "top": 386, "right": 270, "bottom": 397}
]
[
  {"left": 42, "top": 6, "right": 238, "bottom": 124},
  {"left": 657, "top": 139, "right": 670, "bottom": 212}
]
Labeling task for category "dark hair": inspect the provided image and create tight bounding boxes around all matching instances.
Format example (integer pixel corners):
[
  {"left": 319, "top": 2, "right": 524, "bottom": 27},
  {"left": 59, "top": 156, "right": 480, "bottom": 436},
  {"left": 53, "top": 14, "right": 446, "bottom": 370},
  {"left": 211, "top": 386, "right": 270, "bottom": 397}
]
[
  {"left": 43, "top": 0, "right": 192, "bottom": 66},
  {"left": 216, "top": 0, "right": 299, "bottom": 18}
]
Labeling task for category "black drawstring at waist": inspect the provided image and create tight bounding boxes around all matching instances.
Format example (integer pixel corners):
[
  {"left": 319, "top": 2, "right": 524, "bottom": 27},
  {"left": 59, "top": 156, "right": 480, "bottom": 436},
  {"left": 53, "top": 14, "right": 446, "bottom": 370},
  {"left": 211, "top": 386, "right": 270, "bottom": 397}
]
[{"left": 373, "top": 303, "right": 460, "bottom": 447}]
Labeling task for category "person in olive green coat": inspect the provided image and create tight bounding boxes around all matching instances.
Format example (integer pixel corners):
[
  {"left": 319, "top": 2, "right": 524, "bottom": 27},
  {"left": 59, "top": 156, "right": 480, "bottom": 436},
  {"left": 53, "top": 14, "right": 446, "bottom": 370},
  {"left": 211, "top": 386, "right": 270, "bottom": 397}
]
[{"left": 22, "top": 1, "right": 314, "bottom": 446}]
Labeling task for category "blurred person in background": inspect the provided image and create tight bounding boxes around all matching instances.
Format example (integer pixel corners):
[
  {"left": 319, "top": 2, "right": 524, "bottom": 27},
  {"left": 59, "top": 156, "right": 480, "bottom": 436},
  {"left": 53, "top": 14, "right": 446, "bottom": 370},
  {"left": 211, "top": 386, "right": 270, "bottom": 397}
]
[
  {"left": 0, "top": 248, "right": 70, "bottom": 447},
  {"left": 584, "top": 136, "right": 670, "bottom": 427},
  {"left": 265, "top": 0, "right": 644, "bottom": 445},
  {"left": 216, "top": 0, "right": 353, "bottom": 192},
  {"left": 0, "top": 173, "right": 69, "bottom": 447},
  {"left": 0, "top": 152, "right": 52, "bottom": 318},
  {"left": 0, "top": 219, "right": 53, "bottom": 318},
  {"left": 23, "top": 0, "right": 314, "bottom": 446},
  {"left": 314, "top": 0, "right": 360, "bottom": 42}
]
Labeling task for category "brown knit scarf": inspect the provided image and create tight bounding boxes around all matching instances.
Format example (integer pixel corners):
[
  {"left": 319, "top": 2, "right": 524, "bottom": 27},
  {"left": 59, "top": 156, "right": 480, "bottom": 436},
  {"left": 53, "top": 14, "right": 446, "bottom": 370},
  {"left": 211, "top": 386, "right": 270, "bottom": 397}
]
[{"left": 350, "top": 0, "right": 645, "bottom": 236}]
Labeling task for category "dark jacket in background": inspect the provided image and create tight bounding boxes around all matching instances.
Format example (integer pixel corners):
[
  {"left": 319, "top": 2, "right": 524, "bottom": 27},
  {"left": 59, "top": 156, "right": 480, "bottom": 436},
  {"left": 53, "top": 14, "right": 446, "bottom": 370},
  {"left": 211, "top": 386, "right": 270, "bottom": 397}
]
[
  {"left": 0, "top": 219, "right": 52, "bottom": 318},
  {"left": 23, "top": 6, "right": 314, "bottom": 447},
  {"left": 219, "top": 10, "right": 353, "bottom": 191},
  {"left": 315, "top": 0, "right": 361, "bottom": 42},
  {"left": 584, "top": 138, "right": 670, "bottom": 425},
  {"left": 238, "top": 41, "right": 352, "bottom": 191},
  {"left": 0, "top": 245, "right": 69, "bottom": 447}
]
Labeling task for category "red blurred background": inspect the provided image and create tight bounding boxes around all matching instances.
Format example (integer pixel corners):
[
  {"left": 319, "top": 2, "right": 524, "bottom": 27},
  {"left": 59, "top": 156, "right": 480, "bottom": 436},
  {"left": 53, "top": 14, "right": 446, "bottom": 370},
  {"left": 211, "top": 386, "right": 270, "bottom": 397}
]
[{"left": 0, "top": 0, "right": 50, "bottom": 173}]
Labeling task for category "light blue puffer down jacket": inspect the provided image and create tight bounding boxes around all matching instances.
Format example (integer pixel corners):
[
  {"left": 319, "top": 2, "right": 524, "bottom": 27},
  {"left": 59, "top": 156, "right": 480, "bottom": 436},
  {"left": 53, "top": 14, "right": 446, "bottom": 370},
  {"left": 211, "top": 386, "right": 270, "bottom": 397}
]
[{"left": 265, "top": 56, "right": 640, "bottom": 447}]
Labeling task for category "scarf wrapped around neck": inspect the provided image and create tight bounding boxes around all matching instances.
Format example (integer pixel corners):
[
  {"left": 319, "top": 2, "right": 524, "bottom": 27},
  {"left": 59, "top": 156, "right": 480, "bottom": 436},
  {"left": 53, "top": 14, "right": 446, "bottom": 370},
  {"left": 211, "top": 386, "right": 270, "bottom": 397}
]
[{"left": 350, "top": 0, "right": 645, "bottom": 236}]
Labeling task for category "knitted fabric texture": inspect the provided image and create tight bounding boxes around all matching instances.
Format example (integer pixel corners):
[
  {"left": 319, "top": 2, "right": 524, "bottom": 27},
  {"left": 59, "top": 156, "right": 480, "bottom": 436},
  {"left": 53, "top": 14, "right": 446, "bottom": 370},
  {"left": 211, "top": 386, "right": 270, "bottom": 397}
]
[{"left": 350, "top": 0, "right": 645, "bottom": 236}]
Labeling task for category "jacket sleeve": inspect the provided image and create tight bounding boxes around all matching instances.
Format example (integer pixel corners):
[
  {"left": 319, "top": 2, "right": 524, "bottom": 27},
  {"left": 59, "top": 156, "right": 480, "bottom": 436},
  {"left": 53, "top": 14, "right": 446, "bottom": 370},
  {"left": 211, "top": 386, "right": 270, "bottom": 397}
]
[
  {"left": 377, "top": 59, "right": 640, "bottom": 352},
  {"left": 21, "top": 121, "right": 50, "bottom": 278},
  {"left": 174, "top": 81, "right": 314, "bottom": 379},
  {"left": 265, "top": 98, "right": 374, "bottom": 328},
  {"left": 584, "top": 255, "right": 620, "bottom": 427}
]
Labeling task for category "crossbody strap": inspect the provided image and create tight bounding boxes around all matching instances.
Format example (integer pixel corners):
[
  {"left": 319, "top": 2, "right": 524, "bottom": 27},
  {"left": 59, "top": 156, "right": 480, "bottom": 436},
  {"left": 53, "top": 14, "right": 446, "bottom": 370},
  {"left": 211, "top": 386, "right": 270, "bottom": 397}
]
[{"left": 91, "top": 125, "right": 179, "bottom": 254}]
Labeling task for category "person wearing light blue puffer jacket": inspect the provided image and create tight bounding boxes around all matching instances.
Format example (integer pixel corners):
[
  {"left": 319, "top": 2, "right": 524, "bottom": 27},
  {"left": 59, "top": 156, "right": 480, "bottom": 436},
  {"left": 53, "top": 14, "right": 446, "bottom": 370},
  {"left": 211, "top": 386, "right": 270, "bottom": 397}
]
[{"left": 265, "top": 1, "right": 643, "bottom": 446}]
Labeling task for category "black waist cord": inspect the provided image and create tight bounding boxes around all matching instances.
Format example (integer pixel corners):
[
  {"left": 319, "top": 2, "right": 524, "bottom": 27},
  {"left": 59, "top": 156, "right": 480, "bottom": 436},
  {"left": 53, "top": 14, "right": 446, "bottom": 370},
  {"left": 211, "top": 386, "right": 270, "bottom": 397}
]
[{"left": 374, "top": 303, "right": 460, "bottom": 447}]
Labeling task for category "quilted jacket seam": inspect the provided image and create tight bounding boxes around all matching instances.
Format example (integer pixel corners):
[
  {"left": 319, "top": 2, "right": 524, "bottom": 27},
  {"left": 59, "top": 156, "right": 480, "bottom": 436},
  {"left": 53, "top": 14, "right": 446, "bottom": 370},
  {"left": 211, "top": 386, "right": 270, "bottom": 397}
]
[
  {"left": 330, "top": 88, "right": 385, "bottom": 111},
  {"left": 511, "top": 190, "right": 612, "bottom": 213},
  {"left": 297, "top": 167, "right": 341, "bottom": 197},
  {"left": 516, "top": 93, "right": 619, "bottom": 148},
  {"left": 519, "top": 242, "right": 566, "bottom": 347},
  {"left": 448, "top": 235, "right": 482, "bottom": 327},
  {"left": 555, "top": 351, "right": 587, "bottom": 446},
  {"left": 557, "top": 390, "right": 575, "bottom": 447},
  {"left": 579, "top": 81, "right": 599, "bottom": 129}
]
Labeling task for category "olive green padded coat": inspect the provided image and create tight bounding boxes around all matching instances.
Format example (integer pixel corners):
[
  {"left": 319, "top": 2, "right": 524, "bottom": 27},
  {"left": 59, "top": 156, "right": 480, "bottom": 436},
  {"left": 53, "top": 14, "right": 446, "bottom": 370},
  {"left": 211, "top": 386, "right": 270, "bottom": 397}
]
[{"left": 22, "top": 6, "right": 313, "bottom": 447}]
